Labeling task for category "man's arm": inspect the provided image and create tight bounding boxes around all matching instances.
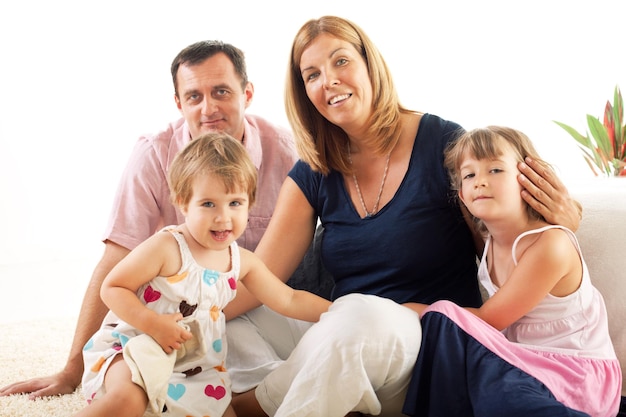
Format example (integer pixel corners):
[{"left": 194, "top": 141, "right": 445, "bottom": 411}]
[
  {"left": 0, "top": 241, "right": 130, "bottom": 399},
  {"left": 518, "top": 157, "right": 582, "bottom": 231}
]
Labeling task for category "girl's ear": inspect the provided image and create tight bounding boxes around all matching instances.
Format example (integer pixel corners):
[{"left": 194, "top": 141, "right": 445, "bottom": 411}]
[
  {"left": 178, "top": 199, "right": 188, "bottom": 216},
  {"left": 457, "top": 188, "right": 467, "bottom": 207}
]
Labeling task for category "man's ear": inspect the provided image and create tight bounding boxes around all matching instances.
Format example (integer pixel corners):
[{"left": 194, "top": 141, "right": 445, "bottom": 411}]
[
  {"left": 243, "top": 81, "right": 254, "bottom": 109},
  {"left": 174, "top": 94, "right": 183, "bottom": 112}
]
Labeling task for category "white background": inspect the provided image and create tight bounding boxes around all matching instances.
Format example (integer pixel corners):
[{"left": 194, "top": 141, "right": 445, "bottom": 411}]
[{"left": 0, "top": 0, "right": 624, "bottom": 318}]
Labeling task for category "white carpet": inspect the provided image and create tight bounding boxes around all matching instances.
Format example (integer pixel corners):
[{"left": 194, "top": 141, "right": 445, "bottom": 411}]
[{"left": 0, "top": 317, "right": 86, "bottom": 416}]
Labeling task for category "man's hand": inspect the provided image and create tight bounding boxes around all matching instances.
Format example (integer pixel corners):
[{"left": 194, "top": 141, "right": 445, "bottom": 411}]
[
  {"left": 518, "top": 157, "right": 582, "bottom": 231},
  {"left": 0, "top": 370, "right": 80, "bottom": 399},
  {"left": 0, "top": 241, "right": 130, "bottom": 400}
]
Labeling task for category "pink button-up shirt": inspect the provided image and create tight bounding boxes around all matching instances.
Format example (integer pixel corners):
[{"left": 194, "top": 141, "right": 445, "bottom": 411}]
[{"left": 103, "top": 114, "right": 297, "bottom": 251}]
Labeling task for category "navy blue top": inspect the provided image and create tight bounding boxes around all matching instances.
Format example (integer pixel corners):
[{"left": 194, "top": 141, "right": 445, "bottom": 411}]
[{"left": 289, "top": 114, "right": 482, "bottom": 307}]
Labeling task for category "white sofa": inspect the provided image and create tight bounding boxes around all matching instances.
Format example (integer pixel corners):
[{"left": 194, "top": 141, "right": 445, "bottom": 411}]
[{"left": 568, "top": 178, "right": 626, "bottom": 397}]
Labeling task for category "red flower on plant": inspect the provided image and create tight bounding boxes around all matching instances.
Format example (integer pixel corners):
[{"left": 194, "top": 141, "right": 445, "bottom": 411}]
[{"left": 555, "top": 85, "right": 626, "bottom": 177}]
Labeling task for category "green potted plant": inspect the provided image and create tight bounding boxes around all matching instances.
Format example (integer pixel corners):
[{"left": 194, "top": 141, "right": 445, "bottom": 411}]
[{"left": 554, "top": 85, "right": 626, "bottom": 176}]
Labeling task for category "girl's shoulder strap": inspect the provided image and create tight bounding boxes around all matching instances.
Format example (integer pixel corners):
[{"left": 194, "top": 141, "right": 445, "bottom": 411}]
[
  {"left": 229, "top": 240, "right": 241, "bottom": 279},
  {"left": 511, "top": 225, "right": 581, "bottom": 265},
  {"left": 161, "top": 226, "right": 193, "bottom": 267}
]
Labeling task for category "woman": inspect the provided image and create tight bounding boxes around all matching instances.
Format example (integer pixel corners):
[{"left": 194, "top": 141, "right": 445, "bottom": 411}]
[{"left": 229, "top": 16, "right": 581, "bottom": 417}]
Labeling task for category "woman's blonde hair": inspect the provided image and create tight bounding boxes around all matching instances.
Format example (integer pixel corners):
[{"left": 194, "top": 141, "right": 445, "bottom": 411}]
[
  {"left": 168, "top": 132, "right": 257, "bottom": 208},
  {"left": 444, "top": 126, "right": 565, "bottom": 234},
  {"left": 285, "top": 15, "right": 412, "bottom": 175}
]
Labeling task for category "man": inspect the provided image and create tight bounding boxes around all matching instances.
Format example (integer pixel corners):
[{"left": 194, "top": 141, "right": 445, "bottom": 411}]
[{"left": 0, "top": 40, "right": 317, "bottom": 399}]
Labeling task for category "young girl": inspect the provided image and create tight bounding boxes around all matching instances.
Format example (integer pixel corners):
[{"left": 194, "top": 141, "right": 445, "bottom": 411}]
[
  {"left": 75, "top": 133, "right": 331, "bottom": 417},
  {"left": 402, "top": 126, "right": 621, "bottom": 417}
]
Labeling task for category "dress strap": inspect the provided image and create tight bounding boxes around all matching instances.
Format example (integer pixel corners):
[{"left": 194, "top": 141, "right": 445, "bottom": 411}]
[
  {"left": 511, "top": 225, "right": 581, "bottom": 265},
  {"left": 161, "top": 226, "right": 194, "bottom": 271},
  {"left": 228, "top": 241, "right": 241, "bottom": 282}
]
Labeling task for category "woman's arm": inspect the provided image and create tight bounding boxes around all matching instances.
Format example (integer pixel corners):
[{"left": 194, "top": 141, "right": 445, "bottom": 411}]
[
  {"left": 224, "top": 178, "right": 318, "bottom": 320},
  {"left": 518, "top": 157, "right": 582, "bottom": 231},
  {"left": 255, "top": 177, "right": 318, "bottom": 279}
]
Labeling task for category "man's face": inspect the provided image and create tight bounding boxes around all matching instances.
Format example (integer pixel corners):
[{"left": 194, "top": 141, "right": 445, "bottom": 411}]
[{"left": 174, "top": 52, "right": 253, "bottom": 141}]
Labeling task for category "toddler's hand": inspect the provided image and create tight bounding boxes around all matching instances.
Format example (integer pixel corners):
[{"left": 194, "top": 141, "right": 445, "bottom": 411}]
[{"left": 151, "top": 312, "right": 193, "bottom": 354}]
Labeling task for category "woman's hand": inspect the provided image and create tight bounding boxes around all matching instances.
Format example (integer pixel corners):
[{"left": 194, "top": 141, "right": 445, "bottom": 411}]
[{"left": 518, "top": 157, "right": 582, "bottom": 231}]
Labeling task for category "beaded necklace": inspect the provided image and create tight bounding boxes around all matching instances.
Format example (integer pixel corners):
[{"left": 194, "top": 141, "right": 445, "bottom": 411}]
[{"left": 347, "top": 142, "right": 391, "bottom": 217}]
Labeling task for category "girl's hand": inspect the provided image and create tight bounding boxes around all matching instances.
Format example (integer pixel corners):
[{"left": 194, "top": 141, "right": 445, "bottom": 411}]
[
  {"left": 402, "top": 302, "right": 428, "bottom": 316},
  {"left": 149, "top": 313, "right": 193, "bottom": 354}
]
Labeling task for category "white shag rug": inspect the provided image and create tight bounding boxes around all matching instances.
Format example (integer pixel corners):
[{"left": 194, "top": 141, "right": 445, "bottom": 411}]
[{"left": 0, "top": 317, "right": 86, "bottom": 416}]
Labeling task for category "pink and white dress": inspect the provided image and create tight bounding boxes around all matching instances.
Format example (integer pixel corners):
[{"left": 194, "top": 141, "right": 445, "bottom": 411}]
[{"left": 403, "top": 225, "right": 622, "bottom": 417}]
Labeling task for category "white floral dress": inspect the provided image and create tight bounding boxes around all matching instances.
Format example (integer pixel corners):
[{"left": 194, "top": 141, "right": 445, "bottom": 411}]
[{"left": 82, "top": 227, "right": 240, "bottom": 416}]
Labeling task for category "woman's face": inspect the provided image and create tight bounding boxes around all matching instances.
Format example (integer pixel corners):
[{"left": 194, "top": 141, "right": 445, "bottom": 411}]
[{"left": 299, "top": 33, "right": 373, "bottom": 134}]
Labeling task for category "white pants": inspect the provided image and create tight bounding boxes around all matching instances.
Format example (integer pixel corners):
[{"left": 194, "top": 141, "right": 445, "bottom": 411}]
[
  {"left": 228, "top": 293, "right": 422, "bottom": 417},
  {"left": 225, "top": 304, "right": 314, "bottom": 393}
]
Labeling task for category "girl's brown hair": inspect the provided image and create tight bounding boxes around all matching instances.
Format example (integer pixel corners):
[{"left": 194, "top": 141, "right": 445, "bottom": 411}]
[
  {"left": 168, "top": 132, "right": 257, "bottom": 208},
  {"left": 444, "top": 126, "right": 556, "bottom": 234}
]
